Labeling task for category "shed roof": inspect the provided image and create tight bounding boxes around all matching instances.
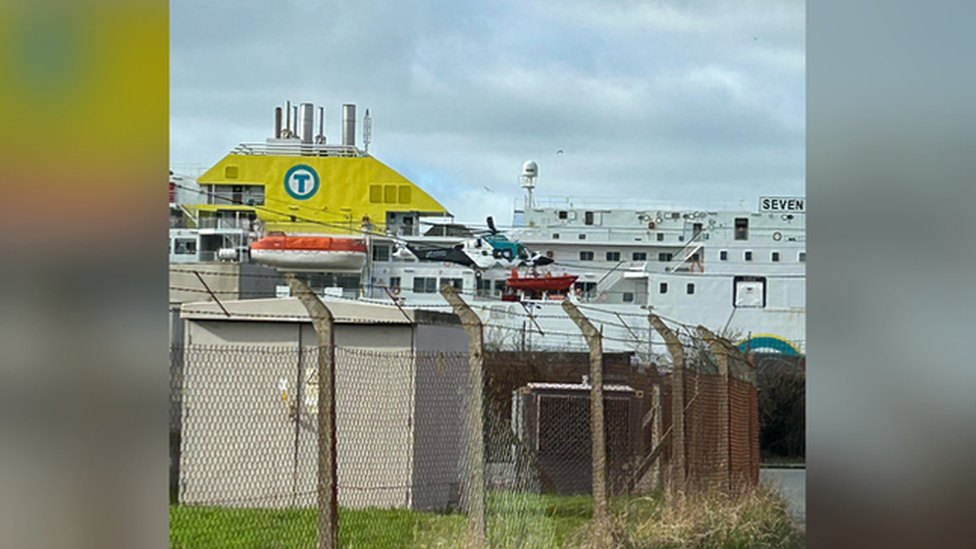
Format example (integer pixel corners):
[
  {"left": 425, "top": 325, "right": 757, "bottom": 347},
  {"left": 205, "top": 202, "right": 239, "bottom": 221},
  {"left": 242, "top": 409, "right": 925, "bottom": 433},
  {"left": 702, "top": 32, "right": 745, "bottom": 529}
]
[{"left": 180, "top": 297, "right": 460, "bottom": 326}]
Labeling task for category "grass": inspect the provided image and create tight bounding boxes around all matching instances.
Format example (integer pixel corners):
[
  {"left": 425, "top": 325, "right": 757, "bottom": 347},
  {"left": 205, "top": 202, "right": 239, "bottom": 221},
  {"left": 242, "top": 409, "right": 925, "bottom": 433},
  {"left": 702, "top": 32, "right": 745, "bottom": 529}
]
[{"left": 170, "top": 488, "right": 803, "bottom": 549}]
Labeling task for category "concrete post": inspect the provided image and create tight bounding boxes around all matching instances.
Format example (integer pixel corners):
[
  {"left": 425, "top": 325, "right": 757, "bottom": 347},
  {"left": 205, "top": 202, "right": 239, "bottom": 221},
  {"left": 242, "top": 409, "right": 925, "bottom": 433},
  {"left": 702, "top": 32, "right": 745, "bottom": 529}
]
[
  {"left": 648, "top": 314, "right": 685, "bottom": 495},
  {"left": 439, "top": 285, "right": 486, "bottom": 549},
  {"left": 286, "top": 275, "right": 338, "bottom": 549},
  {"left": 697, "top": 326, "right": 731, "bottom": 493},
  {"left": 561, "top": 300, "right": 610, "bottom": 549}
]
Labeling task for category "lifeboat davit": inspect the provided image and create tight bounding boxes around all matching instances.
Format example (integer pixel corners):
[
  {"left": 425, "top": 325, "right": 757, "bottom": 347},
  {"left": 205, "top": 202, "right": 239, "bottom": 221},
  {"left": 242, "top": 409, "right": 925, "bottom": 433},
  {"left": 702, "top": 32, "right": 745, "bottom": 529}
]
[
  {"left": 506, "top": 268, "right": 579, "bottom": 292},
  {"left": 250, "top": 233, "right": 367, "bottom": 271}
]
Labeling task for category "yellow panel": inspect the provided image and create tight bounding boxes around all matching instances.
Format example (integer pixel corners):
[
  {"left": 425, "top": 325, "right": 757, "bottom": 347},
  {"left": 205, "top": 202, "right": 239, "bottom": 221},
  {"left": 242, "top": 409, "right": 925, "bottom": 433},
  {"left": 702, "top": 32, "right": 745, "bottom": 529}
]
[
  {"left": 224, "top": 166, "right": 239, "bottom": 179},
  {"left": 196, "top": 154, "right": 449, "bottom": 233}
]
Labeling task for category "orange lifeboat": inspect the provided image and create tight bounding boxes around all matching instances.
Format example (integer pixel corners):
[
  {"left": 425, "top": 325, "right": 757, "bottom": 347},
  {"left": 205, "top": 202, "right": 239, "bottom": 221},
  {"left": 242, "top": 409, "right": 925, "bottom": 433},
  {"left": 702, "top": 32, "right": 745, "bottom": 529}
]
[
  {"left": 250, "top": 232, "right": 367, "bottom": 271},
  {"left": 506, "top": 268, "right": 579, "bottom": 292}
]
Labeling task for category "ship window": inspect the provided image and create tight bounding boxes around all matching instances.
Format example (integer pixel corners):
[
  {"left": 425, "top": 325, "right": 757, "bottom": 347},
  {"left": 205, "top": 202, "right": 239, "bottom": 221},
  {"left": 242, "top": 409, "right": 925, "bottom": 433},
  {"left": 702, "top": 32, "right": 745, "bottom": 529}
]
[
  {"left": 574, "top": 282, "right": 597, "bottom": 299},
  {"left": 606, "top": 251, "right": 621, "bottom": 261},
  {"left": 623, "top": 292, "right": 635, "bottom": 303},
  {"left": 771, "top": 251, "right": 780, "bottom": 262},
  {"left": 384, "top": 185, "right": 398, "bottom": 203},
  {"left": 580, "top": 251, "right": 594, "bottom": 261},
  {"left": 633, "top": 252, "right": 647, "bottom": 261},
  {"left": 369, "top": 185, "right": 383, "bottom": 203},
  {"left": 493, "top": 280, "right": 507, "bottom": 295},
  {"left": 719, "top": 250, "right": 728, "bottom": 261},
  {"left": 372, "top": 245, "right": 390, "bottom": 262},
  {"left": 687, "top": 283, "right": 695, "bottom": 295},
  {"left": 744, "top": 251, "right": 753, "bottom": 261},
  {"left": 558, "top": 211, "right": 568, "bottom": 219},
  {"left": 389, "top": 277, "right": 401, "bottom": 291},
  {"left": 174, "top": 239, "right": 196, "bottom": 255},
  {"left": 585, "top": 211, "right": 594, "bottom": 225},
  {"left": 659, "top": 282, "right": 668, "bottom": 294},
  {"left": 413, "top": 277, "right": 438, "bottom": 293},
  {"left": 224, "top": 166, "right": 239, "bottom": 179},
  {"left": 398, "top": 185, "right": 412, "bottom": 204},
  {"left": 243, "top": 185, "right": 265, "bottom": 205},
  {"left": 799, "top": 252, "right": 806, "bottom": 263},
  {"left": 658, "top": 252, "right": 673, "bottom": 262},
  {"left": 735, "top": 218, "right": 749, "bottom": 240},
  {"left": 657, "top": 233, "right": 665, "bottom": 242},
  {"left": 439, "top": 278, "right": 463, "bottom": 291},
  {"left": 578, "top": 234, "right": 586, "bottom": 240},
  {"left": 553, "top": 233, "right": 560, "bottom": 239}
]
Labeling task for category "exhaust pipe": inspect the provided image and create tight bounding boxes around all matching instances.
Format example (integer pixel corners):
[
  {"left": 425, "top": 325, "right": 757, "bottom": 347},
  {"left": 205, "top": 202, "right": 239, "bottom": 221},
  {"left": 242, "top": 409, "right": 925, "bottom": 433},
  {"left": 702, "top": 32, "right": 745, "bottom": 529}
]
[
  {"left": 274, "top": 107, "right": 282, "bottom": 138},
  {"left": 285, "top": 101, "right": 291, "bottom": 136},
  {"left": 342, "top": 104, "right": 356, "bottom": 147},
  {"left": 301, "top": 102, "right": 314, "bottom": 144}
]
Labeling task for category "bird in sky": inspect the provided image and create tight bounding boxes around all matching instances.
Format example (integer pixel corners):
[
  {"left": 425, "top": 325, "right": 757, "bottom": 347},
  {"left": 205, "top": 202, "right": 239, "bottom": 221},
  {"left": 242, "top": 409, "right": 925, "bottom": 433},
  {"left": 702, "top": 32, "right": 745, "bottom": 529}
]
[
  {"left": 483, "top": 185, "right": 493, "bottom": 192},
  {"left": 556, "top": 149, "right": 564, "bottom": 155}
]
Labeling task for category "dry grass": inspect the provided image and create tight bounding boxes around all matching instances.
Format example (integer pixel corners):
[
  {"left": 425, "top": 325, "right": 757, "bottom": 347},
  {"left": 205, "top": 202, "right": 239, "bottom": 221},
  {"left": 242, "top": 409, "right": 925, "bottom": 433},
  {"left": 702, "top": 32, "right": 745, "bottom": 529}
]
[{"left": 605, "top": 485, "right": 804, "bottom": 549}]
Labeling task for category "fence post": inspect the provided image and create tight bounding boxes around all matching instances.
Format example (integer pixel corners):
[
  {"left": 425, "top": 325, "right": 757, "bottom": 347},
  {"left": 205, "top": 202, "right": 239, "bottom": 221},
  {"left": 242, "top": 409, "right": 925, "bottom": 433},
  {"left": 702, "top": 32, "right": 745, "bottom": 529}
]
[
  {"left": 648, "top": 314, "right": 685, "bottom": 495},
  {"left": 287, "top": 275, "right": 338, "bottom": 549},
  {"left": 561, "top": 300, "right": 610, "bottom": 549},
  {"left": 697, "top": 326, "right": 731, "bottom": 493},
  {"left": 439, "top": 285, "right": 486, "bottom": 549},
  {"left": 651, "top": 385, "right": 664, "bottom": 491}
]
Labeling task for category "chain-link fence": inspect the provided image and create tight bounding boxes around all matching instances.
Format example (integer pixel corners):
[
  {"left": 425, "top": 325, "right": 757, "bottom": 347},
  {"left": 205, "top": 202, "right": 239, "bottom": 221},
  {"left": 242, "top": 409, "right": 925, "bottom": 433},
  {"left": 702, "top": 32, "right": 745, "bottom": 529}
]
[{"left": 168, "top": 303, "right": 762, "bottom": 548}]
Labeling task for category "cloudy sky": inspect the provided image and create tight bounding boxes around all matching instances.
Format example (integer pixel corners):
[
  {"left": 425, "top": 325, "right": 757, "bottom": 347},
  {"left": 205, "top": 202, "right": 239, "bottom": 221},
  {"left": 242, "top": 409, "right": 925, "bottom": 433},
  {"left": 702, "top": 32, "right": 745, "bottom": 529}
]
[{"left": 171, "top": 0, "right": 804, "bottom": 225}]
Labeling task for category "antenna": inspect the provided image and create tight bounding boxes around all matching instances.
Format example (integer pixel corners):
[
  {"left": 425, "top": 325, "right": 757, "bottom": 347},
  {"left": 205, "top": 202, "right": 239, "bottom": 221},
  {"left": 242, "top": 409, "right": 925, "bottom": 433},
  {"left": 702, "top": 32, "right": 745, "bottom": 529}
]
[{"left": 363, "top": 108, "right": 372, "bottom": 154}]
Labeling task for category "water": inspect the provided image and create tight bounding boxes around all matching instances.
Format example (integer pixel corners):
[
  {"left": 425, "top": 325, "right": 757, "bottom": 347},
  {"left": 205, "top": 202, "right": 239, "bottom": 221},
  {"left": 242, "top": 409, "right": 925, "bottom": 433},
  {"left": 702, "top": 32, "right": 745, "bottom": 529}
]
[{"left": 760, "top": 467, "right": 806, "bottom": 525}]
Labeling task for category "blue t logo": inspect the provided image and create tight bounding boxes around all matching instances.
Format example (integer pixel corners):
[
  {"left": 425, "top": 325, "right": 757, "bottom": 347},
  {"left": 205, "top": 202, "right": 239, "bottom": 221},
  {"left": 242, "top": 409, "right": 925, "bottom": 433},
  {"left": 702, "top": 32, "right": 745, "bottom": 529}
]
[{"left": 284, "top": 165, "right": 320, "bottom": 200}]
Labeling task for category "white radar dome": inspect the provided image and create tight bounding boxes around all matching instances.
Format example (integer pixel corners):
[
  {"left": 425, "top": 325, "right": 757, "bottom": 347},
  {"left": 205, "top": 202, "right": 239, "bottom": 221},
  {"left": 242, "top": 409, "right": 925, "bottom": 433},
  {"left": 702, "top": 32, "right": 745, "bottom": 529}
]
[{"left": 522, "top": 160, "right": 538, "bottom": 178}]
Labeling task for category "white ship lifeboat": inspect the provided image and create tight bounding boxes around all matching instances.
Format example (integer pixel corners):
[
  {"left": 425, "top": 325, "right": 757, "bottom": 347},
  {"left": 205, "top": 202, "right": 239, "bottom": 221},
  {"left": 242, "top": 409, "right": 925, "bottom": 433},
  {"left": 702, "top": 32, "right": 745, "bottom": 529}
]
[{"left": 250, "top": 233, "right": 367, "bottom": 271}]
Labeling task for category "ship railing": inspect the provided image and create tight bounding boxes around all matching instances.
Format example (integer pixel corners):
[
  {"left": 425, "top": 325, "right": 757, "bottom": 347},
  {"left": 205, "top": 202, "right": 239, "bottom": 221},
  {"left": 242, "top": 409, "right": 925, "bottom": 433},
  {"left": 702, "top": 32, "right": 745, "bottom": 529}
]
[
  {"left": 532, "top": 195, "right": 748, "bottom": 211},
  {"left": 230, "top": 142, "right": 365, "bottom": 158}
]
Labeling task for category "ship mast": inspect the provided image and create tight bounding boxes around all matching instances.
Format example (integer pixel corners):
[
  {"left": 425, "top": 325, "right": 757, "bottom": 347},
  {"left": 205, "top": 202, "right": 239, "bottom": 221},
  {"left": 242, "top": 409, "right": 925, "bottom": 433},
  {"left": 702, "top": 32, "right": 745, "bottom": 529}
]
[{"left": 520, "top": 160, "right": 538, "bottom": 210}]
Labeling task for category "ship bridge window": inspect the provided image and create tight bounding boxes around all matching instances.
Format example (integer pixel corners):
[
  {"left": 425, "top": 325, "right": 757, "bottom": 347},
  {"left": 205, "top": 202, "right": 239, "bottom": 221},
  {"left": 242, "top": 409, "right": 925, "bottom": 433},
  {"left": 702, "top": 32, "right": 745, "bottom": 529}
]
[
  {"left": 771, "top": 251, "right": 780, "bottom": 262},
  {"left": 687, "top": 283, "right": 695, "bottom": 295},
  {"left": 735, "top": 218, "right": 749, "bottom": 240},
  {"left": 606, "top": 251, "right": 621, "bottom": 261},
  {"left": 553, "top": 233, "right": 560, "bottom": 239},
  {"left": 656, "top": 233, "right": 665, "bottom": 242},
  {"left": 585, "top": 211, "right": 594, "bottom": 225},
  {"left": 658, "top": 252, "right": 673, "bottom": 262},
  {"left": 799, "top": 251, "right": 806, "bottom": 262},
  {"left": 372, "top": 244, "right": 390, "bottom": 262},
  {"left": 412, "top": 277, "right": 438, "bottom": 294},
  {"left": 580, "top": 251, "right": 594, "bottom": 261},
  {"left": 719, "top": 250, "right": 728, "bottom": 261},
  {"left": 623, "top": 292, "right": 635, "bottom": 303},
  {"left": 558, "top": 211, "right": 568, "bottom": 220},
  {"left": 578, "top": 234, "right": 586, "bottom": 240},
  {"left": 659, "top": 282, "right": 668, "bottom": 294},
  {"left": 744, "top": 251, "right": 753, "bottom": 261},
  {"left": 389, "top": 277, "right": 401, "bottom": 291},
  {"left": 632, "top": 252, "right": 647, "bottom": 261}
]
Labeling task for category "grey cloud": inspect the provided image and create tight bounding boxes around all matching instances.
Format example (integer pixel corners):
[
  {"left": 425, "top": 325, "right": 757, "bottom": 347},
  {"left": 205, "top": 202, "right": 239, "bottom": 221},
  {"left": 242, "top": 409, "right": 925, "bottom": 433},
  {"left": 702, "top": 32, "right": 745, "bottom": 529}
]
[{"left": 172, "top": 1, "right": 804, "bottom": 222}]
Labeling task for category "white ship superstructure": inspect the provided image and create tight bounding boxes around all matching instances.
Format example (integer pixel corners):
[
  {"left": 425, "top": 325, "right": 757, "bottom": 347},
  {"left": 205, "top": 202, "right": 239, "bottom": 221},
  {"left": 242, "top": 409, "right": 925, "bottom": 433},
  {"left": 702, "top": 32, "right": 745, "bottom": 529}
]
[{"left": 170, "top": 102, "right": 804, "bottom": 358}]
